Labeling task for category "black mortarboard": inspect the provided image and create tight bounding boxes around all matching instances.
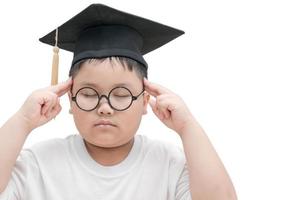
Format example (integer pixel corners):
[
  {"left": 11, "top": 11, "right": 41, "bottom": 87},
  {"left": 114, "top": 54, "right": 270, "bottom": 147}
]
[{"left": 39, "top": 4, "right": 184, "bottom": 85}]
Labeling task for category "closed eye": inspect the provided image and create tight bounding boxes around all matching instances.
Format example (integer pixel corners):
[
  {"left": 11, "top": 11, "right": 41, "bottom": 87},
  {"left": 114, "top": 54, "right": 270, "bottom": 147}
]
[{"left": 82, "top": 94, "right": 97, "bottom": 97}]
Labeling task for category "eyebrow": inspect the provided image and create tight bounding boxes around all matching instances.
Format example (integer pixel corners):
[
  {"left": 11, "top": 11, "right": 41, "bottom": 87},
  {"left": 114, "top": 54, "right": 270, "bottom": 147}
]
[{"left": 79, "top": 81, "right": 135, "bottom": 89}]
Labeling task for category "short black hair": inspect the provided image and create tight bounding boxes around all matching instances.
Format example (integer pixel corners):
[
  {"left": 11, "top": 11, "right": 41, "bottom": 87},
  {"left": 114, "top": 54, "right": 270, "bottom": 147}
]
[{"left": 68, "top": 56, "right": 148, "bottom": 80}]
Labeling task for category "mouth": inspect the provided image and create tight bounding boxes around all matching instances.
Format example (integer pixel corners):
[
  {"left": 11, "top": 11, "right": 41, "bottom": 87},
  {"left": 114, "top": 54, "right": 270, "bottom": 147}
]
[{"left": 94, "top": 120, "right": 117, "bottom": 127}]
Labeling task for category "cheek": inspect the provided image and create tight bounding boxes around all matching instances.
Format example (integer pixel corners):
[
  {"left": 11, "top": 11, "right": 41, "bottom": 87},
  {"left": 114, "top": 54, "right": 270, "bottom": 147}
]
[
  {"left": 72, "top": 109, "right": 91, "bottom": 134},
  {"left": 119, "top": 105, "right": 143, "bottom": 131}
]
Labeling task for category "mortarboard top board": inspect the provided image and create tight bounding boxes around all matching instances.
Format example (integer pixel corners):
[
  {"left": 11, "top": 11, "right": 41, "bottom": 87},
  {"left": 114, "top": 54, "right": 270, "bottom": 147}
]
[{"left": 39, "top": 3, "right": 184, "bottom": 85}]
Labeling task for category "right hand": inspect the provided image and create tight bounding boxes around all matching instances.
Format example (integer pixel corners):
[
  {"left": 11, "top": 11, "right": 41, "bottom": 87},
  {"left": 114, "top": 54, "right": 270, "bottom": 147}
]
[{"left": 16, "top": 78, "right": 73, "bottom": 132}]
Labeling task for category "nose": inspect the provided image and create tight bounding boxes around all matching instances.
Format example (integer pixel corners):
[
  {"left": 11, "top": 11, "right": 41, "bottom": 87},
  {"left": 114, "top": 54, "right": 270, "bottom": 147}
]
[{"left": 97, "top": 95, "right": 114, "bottom": 115}]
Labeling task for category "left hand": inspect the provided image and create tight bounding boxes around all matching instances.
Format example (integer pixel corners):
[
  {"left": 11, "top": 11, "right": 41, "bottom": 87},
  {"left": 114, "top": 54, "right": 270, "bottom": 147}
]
[{"left": 144, "top": 78, "right": 196, "bottom": 135}]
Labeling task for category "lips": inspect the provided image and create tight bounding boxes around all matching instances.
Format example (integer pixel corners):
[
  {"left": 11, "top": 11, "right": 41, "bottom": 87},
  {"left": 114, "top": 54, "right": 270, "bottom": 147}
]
[{"left": 94, "top": 119, "right": 116, "bottom": 127}]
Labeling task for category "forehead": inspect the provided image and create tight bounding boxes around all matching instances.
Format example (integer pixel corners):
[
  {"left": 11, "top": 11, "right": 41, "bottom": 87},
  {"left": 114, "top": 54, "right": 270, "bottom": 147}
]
[{"left": 73, "top": 58, "right": 142, "bottom": 90}]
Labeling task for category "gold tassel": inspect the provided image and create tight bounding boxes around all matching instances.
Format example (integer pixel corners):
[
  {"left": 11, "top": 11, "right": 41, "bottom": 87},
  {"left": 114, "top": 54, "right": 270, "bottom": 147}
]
[{"left": 51, "top": 28, "right": 59, "bottom": 85}]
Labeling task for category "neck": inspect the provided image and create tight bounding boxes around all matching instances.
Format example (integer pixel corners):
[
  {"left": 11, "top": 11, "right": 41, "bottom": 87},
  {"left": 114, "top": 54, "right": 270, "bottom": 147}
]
[{"left": 83, "top": 138, "right": 135, "bottom": 166}]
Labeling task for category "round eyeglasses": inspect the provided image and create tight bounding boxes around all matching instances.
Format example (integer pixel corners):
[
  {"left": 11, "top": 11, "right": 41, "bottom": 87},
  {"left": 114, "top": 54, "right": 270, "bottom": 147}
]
[{"left": 71, "top": 86, "right": 145, "bottom": 111}]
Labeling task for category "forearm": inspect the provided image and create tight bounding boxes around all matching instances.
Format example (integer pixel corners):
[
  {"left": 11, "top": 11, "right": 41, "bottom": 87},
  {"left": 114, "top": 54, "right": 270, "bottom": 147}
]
[
  {"left": 180, "top": 119, "right": 237, "bottom": 200},
  {"left": 0, "top": 112, "right": 31, "bottom": 193}
]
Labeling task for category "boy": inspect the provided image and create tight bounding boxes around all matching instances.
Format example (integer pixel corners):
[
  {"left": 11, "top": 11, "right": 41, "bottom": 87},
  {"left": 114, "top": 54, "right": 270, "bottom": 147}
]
[{"left": 0, "top": 4, "right": 237, "bottom": 200}]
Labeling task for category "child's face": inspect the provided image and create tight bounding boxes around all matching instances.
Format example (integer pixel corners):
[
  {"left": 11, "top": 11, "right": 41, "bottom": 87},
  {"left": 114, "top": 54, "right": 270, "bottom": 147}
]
[{"left": 68, "top": 59, "right": 149, "bottom": 148}]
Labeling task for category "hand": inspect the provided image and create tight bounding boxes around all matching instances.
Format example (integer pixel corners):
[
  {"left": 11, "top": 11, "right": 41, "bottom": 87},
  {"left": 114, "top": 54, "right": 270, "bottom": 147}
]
[
  {"left": 144, "top": 78, "right": 196, "bottom": 135},
  {"left": 17, "top": 78, "right": 73, "bottom": 131}
]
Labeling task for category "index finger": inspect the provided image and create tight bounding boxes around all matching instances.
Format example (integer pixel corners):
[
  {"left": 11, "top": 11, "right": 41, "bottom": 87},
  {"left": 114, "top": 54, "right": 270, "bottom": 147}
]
[
  {"left": 50, "top": 78, "right": 73, "bottom": 97},
  {"left": 143, "top": 78, "right": 172, "bottom": 97}
]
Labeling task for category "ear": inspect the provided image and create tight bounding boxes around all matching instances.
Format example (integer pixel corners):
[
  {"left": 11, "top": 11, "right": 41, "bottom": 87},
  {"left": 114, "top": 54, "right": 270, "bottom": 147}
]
[{"left": 142, "top": 92, "right": 150, "bottom": 115}]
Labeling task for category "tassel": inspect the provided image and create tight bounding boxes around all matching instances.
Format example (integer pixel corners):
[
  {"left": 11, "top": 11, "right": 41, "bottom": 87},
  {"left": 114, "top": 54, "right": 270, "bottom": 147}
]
[{"left": 51, "top": 28, "right": 59, "bottom": 85}]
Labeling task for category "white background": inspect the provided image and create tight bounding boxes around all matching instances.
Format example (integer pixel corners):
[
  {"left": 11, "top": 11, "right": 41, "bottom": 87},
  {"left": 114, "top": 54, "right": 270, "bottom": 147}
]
[{"left": 0, "top": 0, "right": 300, "bottom": 199}]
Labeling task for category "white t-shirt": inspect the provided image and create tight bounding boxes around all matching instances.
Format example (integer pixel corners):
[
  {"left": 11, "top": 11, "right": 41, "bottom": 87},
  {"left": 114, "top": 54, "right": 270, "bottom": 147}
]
[{"left": 0, "top": 134, "right": 191, "bottom": 200}]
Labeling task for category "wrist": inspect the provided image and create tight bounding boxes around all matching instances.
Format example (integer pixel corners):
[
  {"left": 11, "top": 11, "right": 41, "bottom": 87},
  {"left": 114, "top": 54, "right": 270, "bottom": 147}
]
[
  {"left": 13, "top": 111, "right": 34, "bottom": 135},
  {"left": 179, "top": 118, "right": 203, "bottom": 139}
]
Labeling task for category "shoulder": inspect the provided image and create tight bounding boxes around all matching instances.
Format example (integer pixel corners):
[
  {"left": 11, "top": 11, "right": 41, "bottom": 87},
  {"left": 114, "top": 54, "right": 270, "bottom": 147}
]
[
  {"left": 138, "top": 134, "right": 186, "bottom": 165},
  {"left": 137, "top": 135, "right": 188, "bottom": 185},
  {"left": 11, "top": 135, "right": 78, "bottom": 181},
  {"left": 30, "top": 134, "right": 75, "bottom": 150},
  {"left": 26, "top": 134, "right": 78, "bottom": 162}
]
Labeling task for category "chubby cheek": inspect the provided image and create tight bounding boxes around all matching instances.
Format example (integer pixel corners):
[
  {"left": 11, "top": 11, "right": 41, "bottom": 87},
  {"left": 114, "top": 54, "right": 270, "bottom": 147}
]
[
  {"left": 121, "top": 100, "right": 146, "bottom": 132},
  {"left": 72, "top": 111, "right": 92, "bottom": 135},
  {"left": 69, "top": 103, "right": 92, "bottom": 133},
  {"left": 118, "top": 110, "right": 143, "bottom": 137}
]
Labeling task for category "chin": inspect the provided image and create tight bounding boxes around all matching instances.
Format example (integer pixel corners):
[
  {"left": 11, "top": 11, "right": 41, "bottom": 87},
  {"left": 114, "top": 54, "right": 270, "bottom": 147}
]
[{"left": 85, "top": 133, "right": 129, "bottom": 148}]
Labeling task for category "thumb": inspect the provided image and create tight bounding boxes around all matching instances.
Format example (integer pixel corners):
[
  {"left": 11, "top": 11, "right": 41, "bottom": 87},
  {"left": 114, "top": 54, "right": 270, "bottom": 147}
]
[
  {"left": 149, "top": 98, "right": 165, "bottom": 121},
  {"left": 149, "top": 98, "right": 161, "bottom": 117}
]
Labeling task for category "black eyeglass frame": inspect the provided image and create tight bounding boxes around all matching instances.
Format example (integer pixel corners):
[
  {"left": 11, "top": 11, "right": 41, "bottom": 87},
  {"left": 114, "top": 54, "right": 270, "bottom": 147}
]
[{"left": 71, "top": 86, "right": 145, "bottom": 112}]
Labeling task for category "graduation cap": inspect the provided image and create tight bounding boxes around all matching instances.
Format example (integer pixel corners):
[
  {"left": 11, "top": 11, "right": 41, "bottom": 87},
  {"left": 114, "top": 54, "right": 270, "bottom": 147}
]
[{"left": 39, "top": 4, "right": 184, "bottom": 85}]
